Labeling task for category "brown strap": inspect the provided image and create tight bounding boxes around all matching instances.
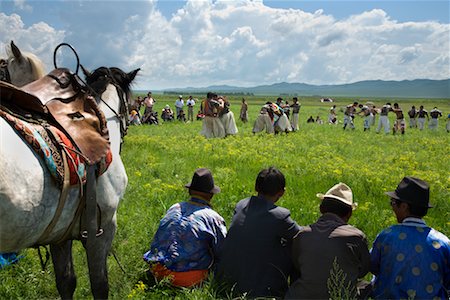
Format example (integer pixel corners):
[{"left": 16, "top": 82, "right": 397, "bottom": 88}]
[{"left": 37, "top": 143, "right": 71, "bottom": 244}]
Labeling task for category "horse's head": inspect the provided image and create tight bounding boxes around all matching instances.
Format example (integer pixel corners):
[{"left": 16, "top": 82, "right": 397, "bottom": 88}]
[
  {"left": 81, "top": 66, "right": 139, "bottom": 154},
  {"left": 5, "top": 41, "right": 46, "bottom": 87}
]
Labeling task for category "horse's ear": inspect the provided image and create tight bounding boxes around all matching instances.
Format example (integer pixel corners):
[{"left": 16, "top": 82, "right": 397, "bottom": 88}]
[
  {"left": 127, "top": 68, "right": 140, "bottom": 83},
  {"left": 10, "top": 41, "right": 23, "bottom": 60},
  {"left": 80, "top": 64, "right": 92, "bottom": 78}
]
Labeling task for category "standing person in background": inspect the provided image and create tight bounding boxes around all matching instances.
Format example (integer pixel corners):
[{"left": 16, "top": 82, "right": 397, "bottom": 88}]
[
  {"left": 218, "top": 95, "right": 238, "bottom": 136},
  {"left": 253, "top": 102, "right": 275, "bottom": 134},
  {"left": 286, "top": 183, "right": 370, "bottom": 300},
  {"left": 370, "top": 177, "right": 450, "bottom": 299},
  {"left": 143, "top": 168, "right": 227, "bottom": 287},
  {"left": 446, "top": 113, "right": 450, "bottom": 133},
  {"left": 216, "top": 167, "right": 302, "bottom": 298},
  {"left": 429, "top": 107, "right": 442, "bottom": 130},
  {"left": 283, "top": 100, "right": 291, "bottom": 120},
  {"left": 416, "top": 105, "right": 429, "bottom": 130},
  {"left": 143, "top": 92, "right": 155, "bottom": 114},
  {"left": 200, "top": 92, "right": 225, "bottom": 138},
  {"left": 370, "top": 105, "right": 378, "bottom": 126},
  {"left": 392, "top": 103, "right": 405, "bottom": 135},
  {"left": 328, "top": 104, "right": 337, "bottom": 125},
  {"left": 408, "top": 105, "right": 417, "bottom": 128},
  {"left": 133, "top": 96, "right": 143, "bottom": 117},
  {"left": 358, "top": 104, "right": 372, "bottom": 131},
  {"left": 239, "top": 98, "right": 248, "bottom": 123},
  {"left": 376, "top": 103, "right": 391, "bottom": 134},
  {"left": 291, "top": 97, "right": 301, "bottom": 130},
  {"left": 186, "top": 95, "right": 196, "bottom": 122},
  {"left": 343, "top": 102, "right": 358, "bottom": 130},
  {"left": 175, "top": 95, "right": 184, "bottom": 120}
]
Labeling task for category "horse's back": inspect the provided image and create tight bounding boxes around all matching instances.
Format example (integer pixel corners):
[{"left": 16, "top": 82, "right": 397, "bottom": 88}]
[{"left": 0, "top": 118, "right": 80, "bottom": 251}]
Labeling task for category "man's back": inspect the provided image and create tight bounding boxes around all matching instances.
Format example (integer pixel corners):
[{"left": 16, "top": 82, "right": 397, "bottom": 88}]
[
  {"left": 216, "top": 196, "right": 300, "bottom": 298},
  {"left": 286, "top": 213, "right": 370, "bottom": 299}
]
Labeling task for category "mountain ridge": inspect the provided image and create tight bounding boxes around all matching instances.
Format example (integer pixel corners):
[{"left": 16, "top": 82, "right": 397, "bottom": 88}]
[{"left": 151, "top": 78, "right": 450, "bottom": 98}]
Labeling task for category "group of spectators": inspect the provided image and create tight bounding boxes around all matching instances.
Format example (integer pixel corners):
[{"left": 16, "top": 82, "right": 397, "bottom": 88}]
[{"left": 143, "top": 167, "right": 449, "bottom": 299}]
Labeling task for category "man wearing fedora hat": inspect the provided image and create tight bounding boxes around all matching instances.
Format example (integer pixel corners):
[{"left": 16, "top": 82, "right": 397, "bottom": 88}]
[
  {"left": 215, "top": 167, "right": 301, "bottom": 298},
  {"left": 143, "top": 168, "right": 227, "bottom": 287},
  {"left": 370, "top": 176, "right": 450, "bottom": 299},
  {"left": 286, "top": 182, "right": 370, "bottom": 299}
]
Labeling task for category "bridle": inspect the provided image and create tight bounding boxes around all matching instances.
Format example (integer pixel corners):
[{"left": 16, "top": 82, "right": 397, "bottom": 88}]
[{"left": 53, "top": 44, "right": 130, "bottom": 149}]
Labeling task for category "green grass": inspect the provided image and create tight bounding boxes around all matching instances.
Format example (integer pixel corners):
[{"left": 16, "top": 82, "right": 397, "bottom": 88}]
[{"left": 0, "top": 94, "right": 448, "bottom": 299}]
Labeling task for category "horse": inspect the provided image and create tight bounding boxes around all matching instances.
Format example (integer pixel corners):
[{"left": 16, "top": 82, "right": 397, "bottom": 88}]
[
  {"left": 0, "top": 65, "right": 139, "bottom": 299},
  {"left": 2, "top": 40, "right": 46, "bottom": 86}
]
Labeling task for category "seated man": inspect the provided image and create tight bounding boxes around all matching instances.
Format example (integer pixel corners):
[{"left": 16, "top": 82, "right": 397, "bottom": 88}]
[
  {"left": 143, "top": 168, "right": 227, "bottom": 287},
  {"left": 286, "top": 183, "right": 370, "bottom": 299},
  {"left": 216, "top": 167, "right": 301, "bottom": 298},
  {"left": 161, "top": 105, "right": 174, "bottom": 122},
  {"left": 370, "top": 177, "right": 450, "bottom": 299}
]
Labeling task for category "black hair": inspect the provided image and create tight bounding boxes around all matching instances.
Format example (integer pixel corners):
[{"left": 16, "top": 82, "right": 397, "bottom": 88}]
[
  {"left": 255, "top": 167, "right": 285, "bottom": 196},
  {"left": 320, "top": 198, "right": 352, "bottom": 218},
  {"left": 393, "top": 199, "right": 428, "bottom": 218}
]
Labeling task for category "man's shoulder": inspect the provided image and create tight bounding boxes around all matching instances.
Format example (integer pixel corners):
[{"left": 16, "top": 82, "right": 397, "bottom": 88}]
[{"left": 330, "top": 224, "right": 367, "bottom": 240}]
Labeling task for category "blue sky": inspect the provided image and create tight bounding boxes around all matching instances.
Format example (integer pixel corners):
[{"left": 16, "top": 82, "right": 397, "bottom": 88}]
[{"left": 1, "top": 0, "right": 449, "bottom": 89}]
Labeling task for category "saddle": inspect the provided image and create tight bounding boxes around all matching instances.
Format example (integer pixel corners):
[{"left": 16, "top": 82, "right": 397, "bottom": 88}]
[{"left": 0, "top": 68, "right": 110, "bottom": 165}]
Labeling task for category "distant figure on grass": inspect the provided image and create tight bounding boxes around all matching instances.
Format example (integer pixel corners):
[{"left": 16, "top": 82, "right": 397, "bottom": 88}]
[
  {"left": 129, "top": 109, "right": 141, "bottom": 125},
  {"left": 416, "top": 105, "right": 429, "bottom": 130},
  {"left": 273, "top": 101, "right": 292, "bottom": 134},
  {"left": 307, "top": 115, "right": 315, "bottom": 123},
  {"left": 429, "top": 107, "right": 442, "bottom": 130},
  {"left": 343, "top": 102, "right": 358, "bottom": 130},
  {"left": 161, "top": 105, "right": 174, "bottom": 122},
  {"left": 253, "top": 102, "right": 275, "bottom": 134},
  {"left": 315, "top": 115, "right": 323, "bottom": 124},
  {"left": 186, "top": 95, "right": 196, "bottom": 122},
  {"left": 175, "top": 95, "right": 184, "bottom": 120},
  {"left": 218, "top": 95, "right": 238, "bottom": 136},
  {"left": 142, "top": 91, "right": 155, "bottom": 121},
  {"left": 358, "top": 104, "right": 373, "bottom": 131},
  {"left": 286, "top": 183, "right": 370, "bottom": 300},
  {"left": 291, "top": 97, "right": 301, "bottom": 130},
  {"left": 376, "top": 103, "right": 391, "bottom": 134},
  {"left": 143, "top": 168, "right": 227, "bottom": 287},
  {"left": 216, "top": 167, "right": 302, "bottom": 298},
  {"left": 407, "top": 105, "right": 417, "bottom": 128},
  {"left": 370, "top": 176, "right": 450, "bottom": 299},
  {"left": 392, "top": 103, "right": 405, "bottom": 135},
  {"left": 328, "top": 104, "right": 337, "bottom": 125},
  {"left": 239, "top": 98, "right": 248, "bottom": 123},
  {"left": 200, "top": 92, "right": 225, "bottom": 138},
  {"left": 447, "top": 113, "right": 450, "bottom": 133}
]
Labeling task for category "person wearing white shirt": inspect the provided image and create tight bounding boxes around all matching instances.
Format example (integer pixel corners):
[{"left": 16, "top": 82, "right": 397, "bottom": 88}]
[
  {"left": 175, "top": 95, "right": 184, "bottom": 120},
  {"left": 186, "top": 96, "right": 196, "bottom": 122}
]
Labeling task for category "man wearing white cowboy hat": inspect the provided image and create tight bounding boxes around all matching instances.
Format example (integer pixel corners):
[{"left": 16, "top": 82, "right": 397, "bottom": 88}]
[
  {"left": 286, "top": 182, "right": 370, "bottom": 299},
  {"left": 143, "top": 168, "right": 227, "bottom": 287},
  {"left": 370, "top": 176, "right": 450, "bottom": 299}
]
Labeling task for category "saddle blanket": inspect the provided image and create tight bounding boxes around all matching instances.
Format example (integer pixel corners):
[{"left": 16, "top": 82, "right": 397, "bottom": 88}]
[{"left": 0, "top": 109, "right": 112, "bottom": 187}]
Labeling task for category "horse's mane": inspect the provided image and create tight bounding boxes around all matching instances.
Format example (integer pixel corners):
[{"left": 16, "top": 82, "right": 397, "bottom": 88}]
[
  {"left": 25, "top": 52, "right": 46, "bottom": 79},
  {"left": 87, "top": 67, "right": 136, "bottom": 98}
]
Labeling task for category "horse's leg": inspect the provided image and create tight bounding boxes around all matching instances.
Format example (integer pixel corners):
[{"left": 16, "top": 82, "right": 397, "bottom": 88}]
[
  {"left": 84, "top": 221, "right": 116, "bottom": 299},
  {"left": 50, "top": 240, "right": 77, "bottom": 300}
]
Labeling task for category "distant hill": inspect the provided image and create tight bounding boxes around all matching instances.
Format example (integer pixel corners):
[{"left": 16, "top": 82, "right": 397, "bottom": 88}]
[{"left": 158, "top": 79, "right": 450, "bottom": 98}]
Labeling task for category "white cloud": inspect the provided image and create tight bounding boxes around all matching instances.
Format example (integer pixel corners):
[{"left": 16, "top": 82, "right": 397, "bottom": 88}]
[
  {"left": 1, "top": 1, "right": 449, "bottom": 90},
  {"left": 13, "top": 0, "right": 32, "bottom": 12},
  {"left": 0, "top": 13, "right": 65, "bottom": 72}
]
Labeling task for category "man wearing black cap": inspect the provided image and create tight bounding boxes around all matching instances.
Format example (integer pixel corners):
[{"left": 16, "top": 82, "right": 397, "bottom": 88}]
[
  {"left": 370, "top": 176, "right": 450, "bottom": 299},
  {"left": 143, "top": 168, "right": 227, "bottom": 287}
]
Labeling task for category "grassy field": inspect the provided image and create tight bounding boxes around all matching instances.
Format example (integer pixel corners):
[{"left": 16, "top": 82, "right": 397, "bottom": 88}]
[{"left": 0, "top": 94, "right": 449, "bottom": 299}]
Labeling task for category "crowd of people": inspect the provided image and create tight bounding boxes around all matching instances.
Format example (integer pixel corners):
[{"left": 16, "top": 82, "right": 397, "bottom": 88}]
[
  {"left": 143, "top": 167, "right": 450, "bottom": 299},
  {"left": 128, "top": 93, "right": 450, "bottom": 135}
]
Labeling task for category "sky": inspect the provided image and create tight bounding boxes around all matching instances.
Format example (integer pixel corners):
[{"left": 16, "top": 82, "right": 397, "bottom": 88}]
[{"left": 0, "top": 0, "right": 449, "bottom": 90}]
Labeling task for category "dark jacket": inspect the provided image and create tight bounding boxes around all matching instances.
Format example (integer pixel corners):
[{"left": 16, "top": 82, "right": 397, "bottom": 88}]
[
  {"left": 285, "top": 213, "right": 370, "bottom": 299},
  {"left": 216, "top": 196, "right": 301, "bottom": 298}
]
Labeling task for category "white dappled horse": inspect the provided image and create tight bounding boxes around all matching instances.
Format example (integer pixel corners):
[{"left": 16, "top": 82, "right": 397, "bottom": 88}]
[
  {"left": 0, "top": 65, "right": 139, "bottom": 298},
  {"left": 3, "top": 40, "right": 46, "bottom": 86}
]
